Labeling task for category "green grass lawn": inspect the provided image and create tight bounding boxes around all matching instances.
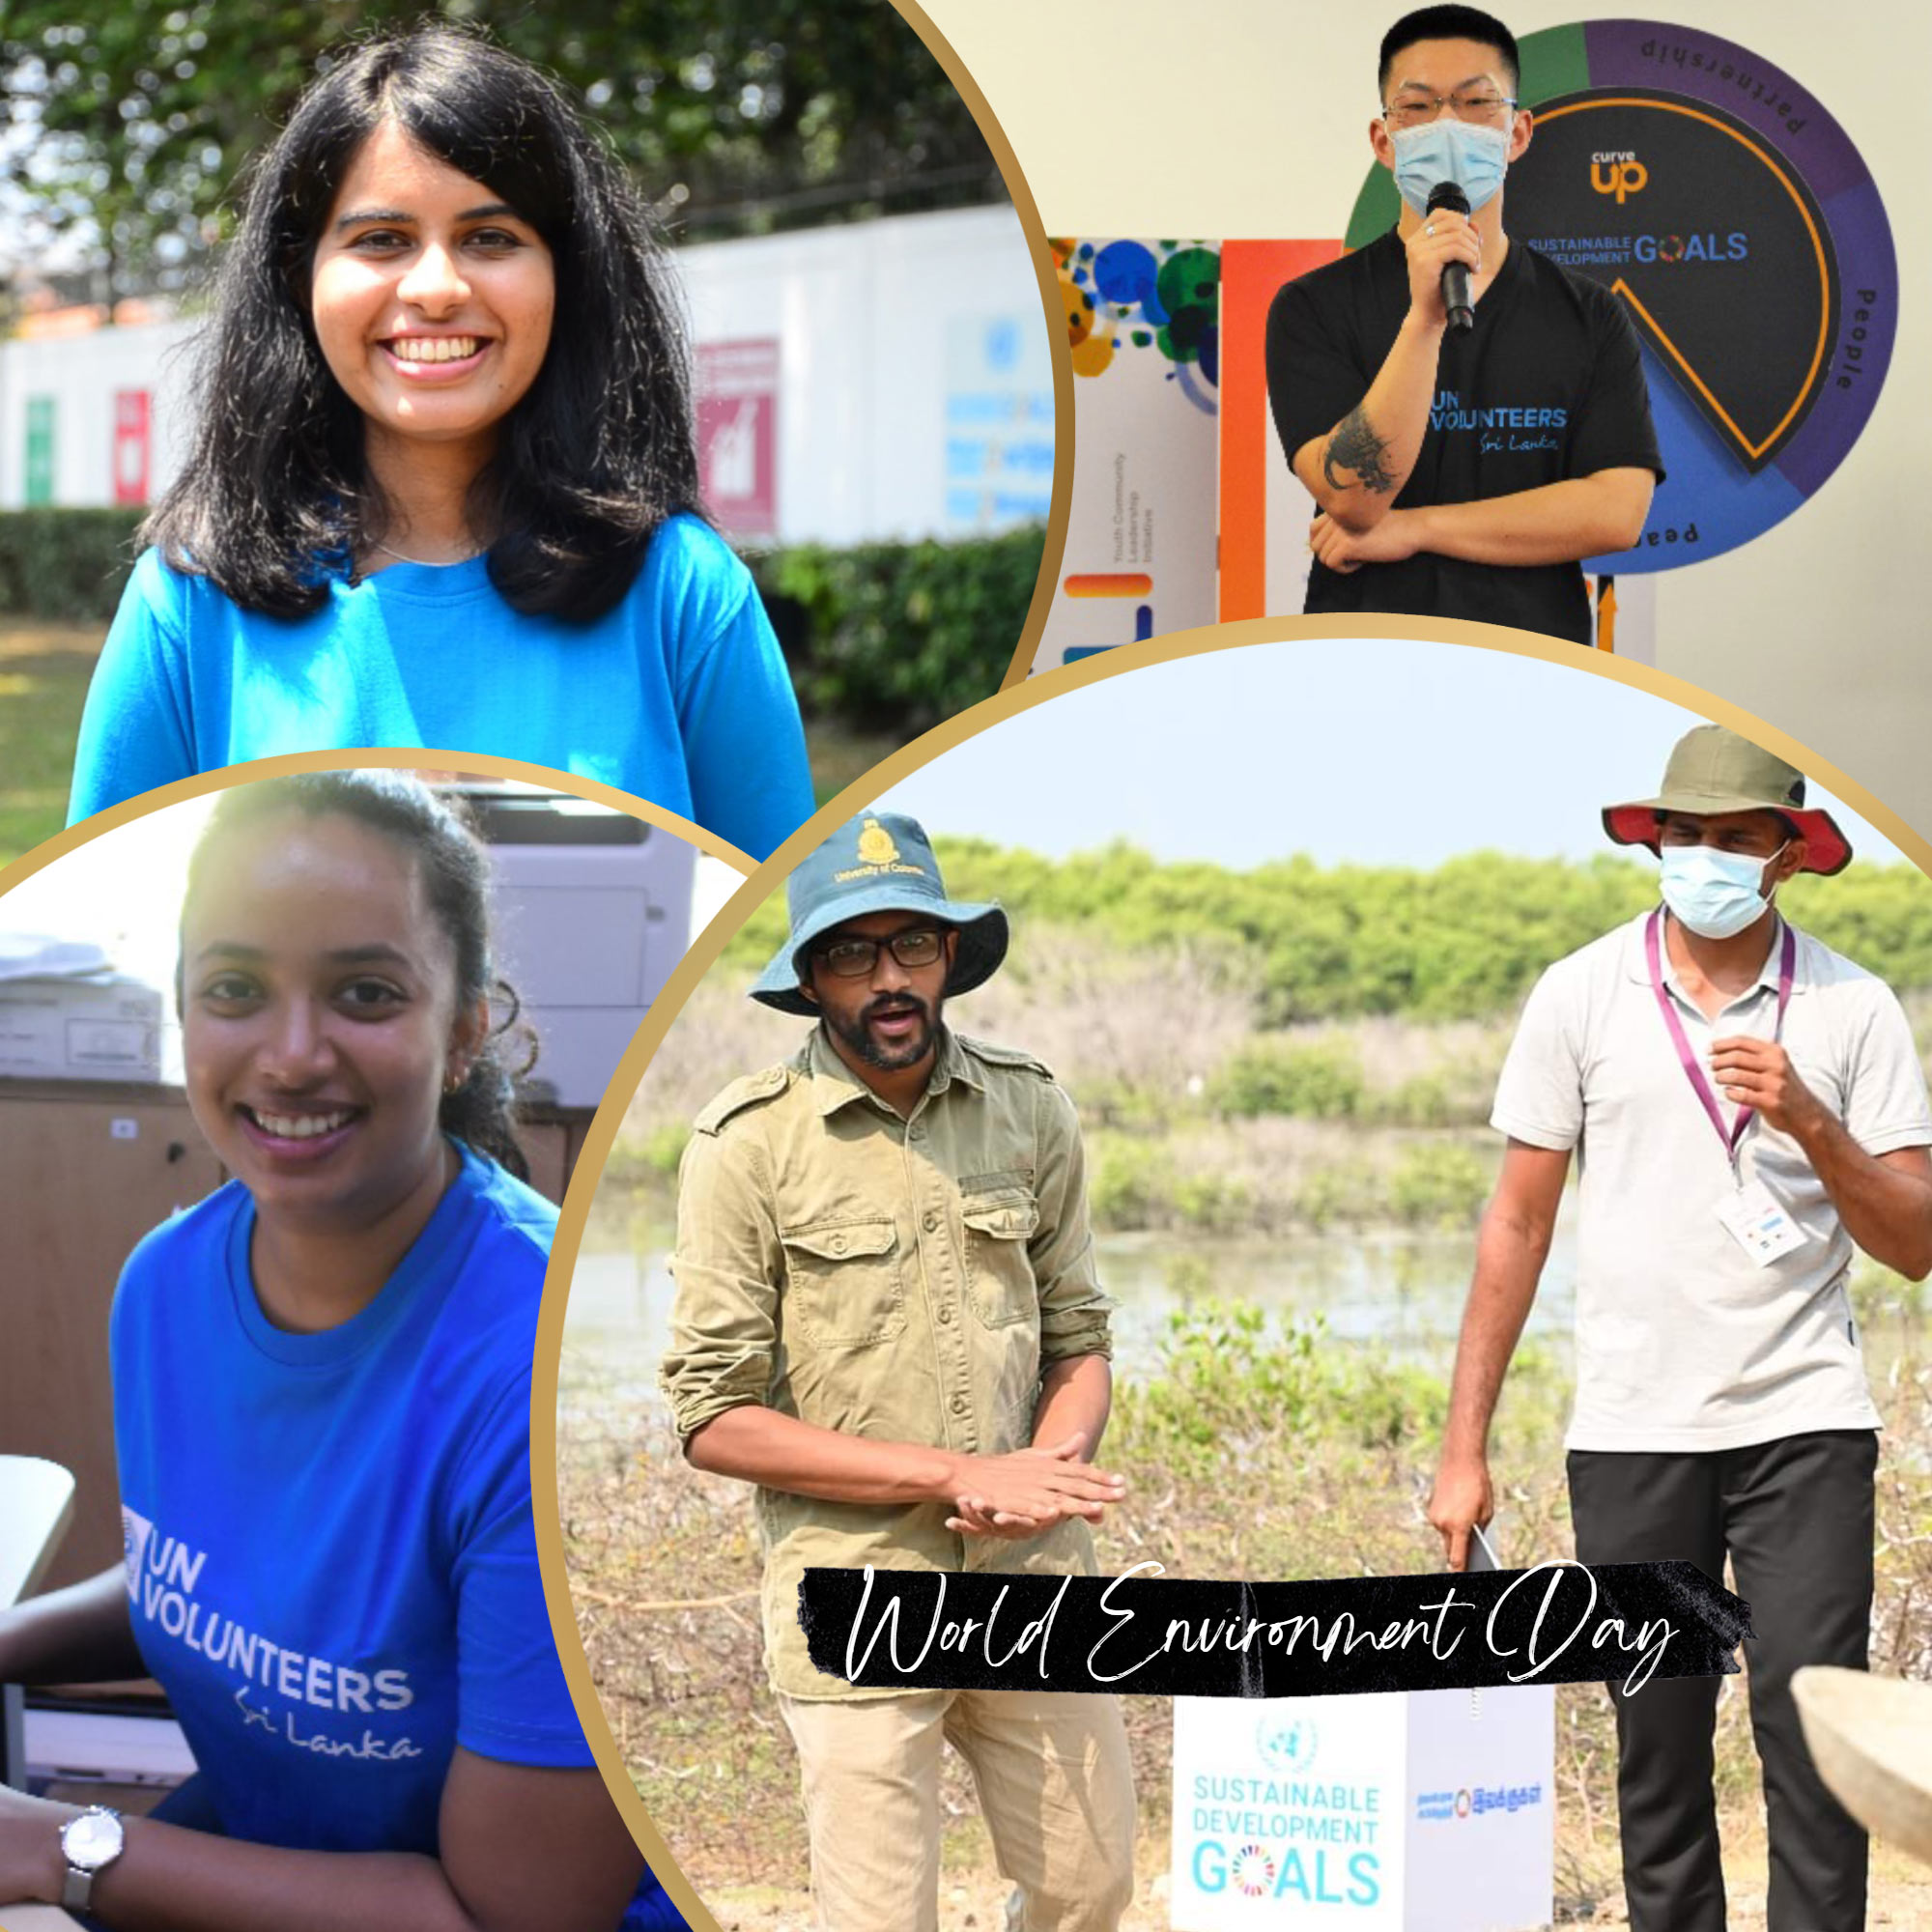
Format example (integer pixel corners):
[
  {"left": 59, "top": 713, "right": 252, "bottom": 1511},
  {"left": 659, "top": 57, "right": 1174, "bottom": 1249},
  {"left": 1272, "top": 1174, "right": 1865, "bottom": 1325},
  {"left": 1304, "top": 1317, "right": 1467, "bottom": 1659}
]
[
  {"left": 0, "top": 622, "right": 96, "bottom": 869},
  {"left": 0, "top": 618, "right": 902, "bottom": 872},
  {"left": 806, "top": 722, "right": 906, "bottom": 808}
]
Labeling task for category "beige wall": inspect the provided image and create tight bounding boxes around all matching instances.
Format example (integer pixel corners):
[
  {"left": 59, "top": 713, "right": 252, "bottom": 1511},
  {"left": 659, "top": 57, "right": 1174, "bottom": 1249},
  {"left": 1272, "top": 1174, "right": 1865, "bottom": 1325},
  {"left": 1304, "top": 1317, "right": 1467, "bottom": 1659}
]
[{"left": 926, "top": 1, "right": 1932, "bottom": 837}]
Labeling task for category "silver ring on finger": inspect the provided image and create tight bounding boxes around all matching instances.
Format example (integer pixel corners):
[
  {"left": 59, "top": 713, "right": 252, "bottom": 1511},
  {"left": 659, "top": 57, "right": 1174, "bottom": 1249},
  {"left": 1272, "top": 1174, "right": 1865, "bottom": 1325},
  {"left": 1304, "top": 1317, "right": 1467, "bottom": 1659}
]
[{"left": 1425, "top": 222, "right": 1435, "bottom": 236}]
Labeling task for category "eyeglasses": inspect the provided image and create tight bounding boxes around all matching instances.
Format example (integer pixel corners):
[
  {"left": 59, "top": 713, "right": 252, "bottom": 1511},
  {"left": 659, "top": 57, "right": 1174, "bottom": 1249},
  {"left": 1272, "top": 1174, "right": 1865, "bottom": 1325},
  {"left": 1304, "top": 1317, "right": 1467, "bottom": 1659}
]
[
  {"left": 1381, "top": 90, "right": 1518, "bottom": 127},
  {"left": 813, "top": 927, "right": 946, "bottom": 979}
]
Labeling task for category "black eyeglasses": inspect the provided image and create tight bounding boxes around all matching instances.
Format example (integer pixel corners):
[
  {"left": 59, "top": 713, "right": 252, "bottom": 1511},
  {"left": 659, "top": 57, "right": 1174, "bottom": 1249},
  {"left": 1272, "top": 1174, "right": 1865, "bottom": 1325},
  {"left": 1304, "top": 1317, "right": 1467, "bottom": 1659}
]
[
  {"left": 1381, "top": 89, "right": 1517, "bottom": 126},
  {"left": 813, "top": 927, "right": 946, "bottom": 979}
]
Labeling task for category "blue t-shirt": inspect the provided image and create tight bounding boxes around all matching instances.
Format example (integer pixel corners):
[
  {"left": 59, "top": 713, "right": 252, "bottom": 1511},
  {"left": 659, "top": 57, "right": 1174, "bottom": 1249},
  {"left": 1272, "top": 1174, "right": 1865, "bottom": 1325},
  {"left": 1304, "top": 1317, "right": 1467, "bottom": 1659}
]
[
  {"left": 69, "top": 513, "right": 813, "bottom": 862},
  {"left": 111, "top": 1146, "right": 678, "bottom": 1928}
]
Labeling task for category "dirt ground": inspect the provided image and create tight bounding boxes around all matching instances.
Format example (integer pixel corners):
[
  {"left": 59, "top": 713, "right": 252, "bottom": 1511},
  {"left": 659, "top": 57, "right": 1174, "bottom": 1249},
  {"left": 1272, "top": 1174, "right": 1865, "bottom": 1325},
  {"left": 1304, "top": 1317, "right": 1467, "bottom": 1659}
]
[{"left": 692, "top": 1836, "right": 1932, "bottom": 1930}]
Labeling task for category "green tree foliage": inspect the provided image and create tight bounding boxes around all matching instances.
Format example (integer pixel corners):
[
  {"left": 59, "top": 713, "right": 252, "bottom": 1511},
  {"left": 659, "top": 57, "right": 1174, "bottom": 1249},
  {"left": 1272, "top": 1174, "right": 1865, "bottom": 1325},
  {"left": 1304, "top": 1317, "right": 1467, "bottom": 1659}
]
[
  {"left": 3, "top": 1, "right": 1002, "bottom": 300},
  {"left": 722, "top": 836, "right": 1932, "bottom": 1018}
]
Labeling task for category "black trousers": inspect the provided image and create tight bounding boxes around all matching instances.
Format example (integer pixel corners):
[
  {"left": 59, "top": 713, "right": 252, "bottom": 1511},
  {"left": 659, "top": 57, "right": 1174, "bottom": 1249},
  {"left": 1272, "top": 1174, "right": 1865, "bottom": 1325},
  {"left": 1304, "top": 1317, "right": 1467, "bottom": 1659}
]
[{"left": 1568, "top": 1430, "right": 1877, "bottom": 1932}]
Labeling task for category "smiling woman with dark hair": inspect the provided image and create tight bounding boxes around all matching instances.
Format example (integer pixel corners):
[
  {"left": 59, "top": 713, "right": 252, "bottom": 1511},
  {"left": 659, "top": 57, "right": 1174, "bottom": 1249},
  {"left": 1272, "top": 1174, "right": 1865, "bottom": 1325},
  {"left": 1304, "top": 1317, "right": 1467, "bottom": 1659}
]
[
  {"left": 0, "top": 772, "right": 679, "bottom": 1930},
  {"left": 67, "top": 28, "right": 812, "bottom": 861}
]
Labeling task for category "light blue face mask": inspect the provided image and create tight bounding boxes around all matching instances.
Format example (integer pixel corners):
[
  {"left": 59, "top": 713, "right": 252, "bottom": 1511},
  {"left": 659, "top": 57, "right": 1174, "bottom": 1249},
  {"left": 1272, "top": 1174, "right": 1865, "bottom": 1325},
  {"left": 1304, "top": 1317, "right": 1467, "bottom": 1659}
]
[
  {"left": 1389, "top": 119, "right": 1511, "bottom": 215},
  {"left": 1659, "top": 842, "right": 1789, "bottom": 940}
]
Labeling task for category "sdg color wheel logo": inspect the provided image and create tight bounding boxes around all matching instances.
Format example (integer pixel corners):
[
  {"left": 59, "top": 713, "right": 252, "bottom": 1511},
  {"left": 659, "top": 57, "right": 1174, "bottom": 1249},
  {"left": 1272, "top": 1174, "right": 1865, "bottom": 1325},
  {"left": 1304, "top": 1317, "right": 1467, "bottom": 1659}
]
[
  {"left": 1349, "top": 19, "right": 1894, "bottom": 573},
  {"left": 1232, "top": 1845, "right": 1277, "bottom": 1898}
]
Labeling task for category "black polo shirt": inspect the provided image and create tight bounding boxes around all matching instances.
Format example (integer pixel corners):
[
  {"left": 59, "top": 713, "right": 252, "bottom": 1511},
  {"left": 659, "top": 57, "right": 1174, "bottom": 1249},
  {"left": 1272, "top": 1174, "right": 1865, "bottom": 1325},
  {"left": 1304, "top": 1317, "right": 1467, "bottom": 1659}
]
[{"left": 1265, "top": 227, "right": 1665, "bottom": 644}]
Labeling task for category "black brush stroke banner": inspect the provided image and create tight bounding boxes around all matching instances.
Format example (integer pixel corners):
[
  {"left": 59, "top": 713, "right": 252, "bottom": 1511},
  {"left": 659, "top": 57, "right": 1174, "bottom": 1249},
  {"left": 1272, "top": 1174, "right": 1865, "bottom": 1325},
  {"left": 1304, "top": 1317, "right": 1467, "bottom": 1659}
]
[{"left": 800, "top": 1561, "right": 1749, "bottom": 1696}]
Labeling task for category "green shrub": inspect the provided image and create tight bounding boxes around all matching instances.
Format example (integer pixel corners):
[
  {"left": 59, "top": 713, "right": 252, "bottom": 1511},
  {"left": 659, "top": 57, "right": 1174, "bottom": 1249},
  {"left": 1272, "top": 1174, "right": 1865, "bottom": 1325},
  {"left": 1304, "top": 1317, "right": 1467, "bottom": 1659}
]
[
  {"left": 0, "top": 508, "right": 145, "bottom": 622},
  {"left": 1065, "top": 1072, "right": 1194, "bottom": 1134},
  {"left": 1293, "top": 1163, "right": 1379, "bottom": 1231},
  {"left": 1850, "top": 1259, "right": 1929, "bottom": 1327},
  {"left": 1087, "top": 1134, "right": 1174, "bottom": 1230},
  {"left": 1113, "top": 1301, "right": 1452, "bottom": 1478},
  {"left": 748, "top": 526, "right": 1043, "bottom": 733},
  {"left": 1386, "top": 1140, "right": 1492, "bottom": 1228},
  {"left": 637, "top": 1122, "right": 691, "bottom": 1177},
  {"left": 1209, "top": 1036, "right": 1366, "bottom": 1120},
  {"left": 1172, "top": 1172, "right": 1254, "bottom": 1234},
  {"left": 599, "top": 1122, "right": 692, "bottom": 1192}
]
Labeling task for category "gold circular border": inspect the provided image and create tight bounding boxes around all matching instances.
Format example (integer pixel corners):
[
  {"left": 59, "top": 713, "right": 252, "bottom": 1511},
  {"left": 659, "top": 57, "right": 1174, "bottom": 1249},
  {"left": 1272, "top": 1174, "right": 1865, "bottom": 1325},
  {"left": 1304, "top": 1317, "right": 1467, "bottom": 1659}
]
[
  {"left": 0, "top": 750, "right": 758, "bottom": 897},
  {"left": 886, "top": 0, "right": 1073, "bottom": 696},
  {"left": 531, "top": 614, "right": 1932, "bottom": 1929}
]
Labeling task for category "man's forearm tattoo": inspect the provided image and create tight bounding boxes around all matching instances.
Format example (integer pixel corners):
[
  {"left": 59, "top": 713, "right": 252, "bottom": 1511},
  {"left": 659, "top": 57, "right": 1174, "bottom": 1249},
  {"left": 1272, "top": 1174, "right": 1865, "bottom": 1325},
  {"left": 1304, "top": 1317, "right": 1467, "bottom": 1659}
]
[{"left": 1323, "top": 407, "right": 1396, "bottom": 494}]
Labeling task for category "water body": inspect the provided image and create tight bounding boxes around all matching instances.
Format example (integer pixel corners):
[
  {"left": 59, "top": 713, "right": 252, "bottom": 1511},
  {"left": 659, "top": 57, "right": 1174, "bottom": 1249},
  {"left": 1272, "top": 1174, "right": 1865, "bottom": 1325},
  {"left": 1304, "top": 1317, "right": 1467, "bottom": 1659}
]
[{"left": 560, "top": 1202, "right": 1581, "bottom": 1408}]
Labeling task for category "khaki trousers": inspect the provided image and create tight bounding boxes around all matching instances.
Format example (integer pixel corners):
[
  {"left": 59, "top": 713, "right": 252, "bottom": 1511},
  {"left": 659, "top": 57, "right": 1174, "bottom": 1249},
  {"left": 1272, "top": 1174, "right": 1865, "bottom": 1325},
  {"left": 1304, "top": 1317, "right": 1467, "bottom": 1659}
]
[{"left": 779, "top": 1689, "right": 1137, "bottom": 1932}]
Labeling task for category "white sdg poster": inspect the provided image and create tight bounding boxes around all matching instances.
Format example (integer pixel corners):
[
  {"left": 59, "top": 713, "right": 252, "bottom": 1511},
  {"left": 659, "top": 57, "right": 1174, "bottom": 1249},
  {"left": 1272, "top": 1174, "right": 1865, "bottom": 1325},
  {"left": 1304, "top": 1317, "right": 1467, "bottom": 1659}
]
[
  {"left": 1173, "top": 1693, "right": 1406, "bottom": 1929},
  {"left": 1172, "top": 1689, "right": 1554, "bottom": 1930}
]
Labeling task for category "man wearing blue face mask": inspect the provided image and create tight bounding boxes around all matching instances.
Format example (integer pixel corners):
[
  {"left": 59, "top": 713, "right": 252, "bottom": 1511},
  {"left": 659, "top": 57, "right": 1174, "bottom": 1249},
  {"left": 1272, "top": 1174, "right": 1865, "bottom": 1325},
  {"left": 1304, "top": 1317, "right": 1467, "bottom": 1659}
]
[
  {"left": 1427, "top": 723, "right": 1932, "bottom": 1932},
  {"left": 1264, "top": 5, "right": 1665, "bottom": 645}
]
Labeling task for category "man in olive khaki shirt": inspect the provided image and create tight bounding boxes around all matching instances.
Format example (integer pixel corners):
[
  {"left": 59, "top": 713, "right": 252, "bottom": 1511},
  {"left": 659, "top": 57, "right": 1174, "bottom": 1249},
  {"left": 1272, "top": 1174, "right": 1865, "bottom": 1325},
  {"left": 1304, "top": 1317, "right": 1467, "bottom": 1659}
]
[{"left": 662, "top": 810, "right": 1137, "bottom": 1932}]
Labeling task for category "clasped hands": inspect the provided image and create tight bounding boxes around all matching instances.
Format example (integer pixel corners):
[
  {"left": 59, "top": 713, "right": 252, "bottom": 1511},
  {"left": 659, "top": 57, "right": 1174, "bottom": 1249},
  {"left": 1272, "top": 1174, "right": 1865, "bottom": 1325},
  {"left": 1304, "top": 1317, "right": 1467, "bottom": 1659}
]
[
  {"left": 1308, "top": 507, "right": 1424, "bottom": 574},
  {"left": 942, "top": 1433, "right": 1126, "bottom": 1543}
]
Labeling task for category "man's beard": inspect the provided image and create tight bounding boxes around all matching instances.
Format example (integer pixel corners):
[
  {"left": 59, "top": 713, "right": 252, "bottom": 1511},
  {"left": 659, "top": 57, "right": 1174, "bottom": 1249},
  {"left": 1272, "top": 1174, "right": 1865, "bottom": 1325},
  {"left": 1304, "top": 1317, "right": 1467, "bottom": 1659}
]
[{"left": 827, "top": 992, "right": 940, "bottom": 1071}]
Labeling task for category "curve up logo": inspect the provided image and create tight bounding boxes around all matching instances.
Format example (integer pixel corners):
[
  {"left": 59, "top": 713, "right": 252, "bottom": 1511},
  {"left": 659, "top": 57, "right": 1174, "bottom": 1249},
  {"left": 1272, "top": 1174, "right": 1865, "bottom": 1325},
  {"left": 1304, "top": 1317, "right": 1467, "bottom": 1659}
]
[{"left": 1591, "top": 155, "right": 1649, "bottom": 203}]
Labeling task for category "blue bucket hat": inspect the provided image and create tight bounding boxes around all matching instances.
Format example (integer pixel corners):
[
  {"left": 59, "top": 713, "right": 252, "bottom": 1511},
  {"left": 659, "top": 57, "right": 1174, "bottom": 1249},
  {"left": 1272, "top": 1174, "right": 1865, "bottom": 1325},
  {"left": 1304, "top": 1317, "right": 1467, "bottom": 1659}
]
[{"left": 751, "top": 811, "right": 1009, "bottom": 1016}]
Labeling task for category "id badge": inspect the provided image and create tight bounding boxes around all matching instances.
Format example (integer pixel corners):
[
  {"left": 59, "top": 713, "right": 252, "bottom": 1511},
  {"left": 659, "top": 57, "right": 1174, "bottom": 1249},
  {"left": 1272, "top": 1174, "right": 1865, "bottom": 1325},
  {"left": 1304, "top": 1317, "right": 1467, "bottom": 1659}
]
[{"left": 1717, "top": 1178, "right": 1807, "bottom": 1265}]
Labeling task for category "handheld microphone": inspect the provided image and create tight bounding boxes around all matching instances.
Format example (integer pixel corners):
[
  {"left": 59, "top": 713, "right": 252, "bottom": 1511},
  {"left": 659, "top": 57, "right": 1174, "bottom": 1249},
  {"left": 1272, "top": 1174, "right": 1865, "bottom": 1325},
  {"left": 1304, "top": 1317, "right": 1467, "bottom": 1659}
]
[{"left": 1427, "top": 182, "right": 1474, "bottom": 334}]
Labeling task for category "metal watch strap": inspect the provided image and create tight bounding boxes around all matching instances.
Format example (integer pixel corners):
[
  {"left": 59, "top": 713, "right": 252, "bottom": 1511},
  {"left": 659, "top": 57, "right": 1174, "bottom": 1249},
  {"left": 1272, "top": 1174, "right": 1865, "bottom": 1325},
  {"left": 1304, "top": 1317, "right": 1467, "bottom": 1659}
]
[{"left": 61, "top": 1804, "right": 125, "bottom": 1911}]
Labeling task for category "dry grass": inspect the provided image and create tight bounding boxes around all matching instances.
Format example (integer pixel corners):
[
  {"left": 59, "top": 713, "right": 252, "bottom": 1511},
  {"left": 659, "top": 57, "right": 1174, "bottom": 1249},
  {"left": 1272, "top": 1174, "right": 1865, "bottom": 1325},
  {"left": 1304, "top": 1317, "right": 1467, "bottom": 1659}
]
[{"left": 560, "top": 1335, "right": 1932, "bottom": 1922}]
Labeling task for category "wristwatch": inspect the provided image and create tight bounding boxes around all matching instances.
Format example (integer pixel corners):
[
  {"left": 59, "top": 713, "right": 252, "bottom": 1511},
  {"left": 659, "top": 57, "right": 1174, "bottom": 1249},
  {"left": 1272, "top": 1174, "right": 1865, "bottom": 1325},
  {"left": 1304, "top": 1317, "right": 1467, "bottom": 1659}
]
[{"left": 59, "top": 1804, "right": 125, "bottom": 1911}]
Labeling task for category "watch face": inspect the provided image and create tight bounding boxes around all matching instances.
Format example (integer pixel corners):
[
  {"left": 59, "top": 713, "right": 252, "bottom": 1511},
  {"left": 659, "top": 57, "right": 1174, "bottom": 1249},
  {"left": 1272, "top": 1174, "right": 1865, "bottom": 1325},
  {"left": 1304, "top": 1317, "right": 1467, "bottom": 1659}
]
[{"left": 65, "top": 1809, "right": 123, "bottom": 1868}]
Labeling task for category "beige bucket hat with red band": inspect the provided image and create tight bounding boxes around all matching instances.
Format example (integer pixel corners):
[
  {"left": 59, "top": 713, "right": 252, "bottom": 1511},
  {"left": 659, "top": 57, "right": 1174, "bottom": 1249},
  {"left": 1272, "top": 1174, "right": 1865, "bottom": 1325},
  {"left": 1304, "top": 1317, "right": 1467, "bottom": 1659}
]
[{"left": 1602, "top": 724, "right": 1851, "bottom": 876}]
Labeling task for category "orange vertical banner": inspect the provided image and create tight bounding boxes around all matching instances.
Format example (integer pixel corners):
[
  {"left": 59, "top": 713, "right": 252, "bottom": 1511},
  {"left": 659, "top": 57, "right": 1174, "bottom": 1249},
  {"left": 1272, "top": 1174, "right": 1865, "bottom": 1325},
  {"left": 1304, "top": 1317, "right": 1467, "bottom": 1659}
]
[{"left": 1218, "top": 240, "right": 1343, "bottom": 622}]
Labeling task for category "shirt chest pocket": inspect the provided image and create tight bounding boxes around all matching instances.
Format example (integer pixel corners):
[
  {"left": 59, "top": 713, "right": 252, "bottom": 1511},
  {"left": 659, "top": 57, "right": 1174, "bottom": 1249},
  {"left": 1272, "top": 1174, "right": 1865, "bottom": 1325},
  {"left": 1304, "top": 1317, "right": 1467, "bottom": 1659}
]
[
  {"left": 960, "top": 1186, "right": 1039, "bottom": 1330},
  {"left": 780, "top": 1218, "right": 905, "bottom": 1348}
]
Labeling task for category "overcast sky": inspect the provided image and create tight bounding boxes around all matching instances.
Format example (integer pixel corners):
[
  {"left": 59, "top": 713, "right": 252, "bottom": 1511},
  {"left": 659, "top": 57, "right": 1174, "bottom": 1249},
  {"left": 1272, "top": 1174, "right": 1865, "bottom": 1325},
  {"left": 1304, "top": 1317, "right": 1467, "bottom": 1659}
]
[{"left": 872, "top": 640, "right": 1908, "bottom": 869}]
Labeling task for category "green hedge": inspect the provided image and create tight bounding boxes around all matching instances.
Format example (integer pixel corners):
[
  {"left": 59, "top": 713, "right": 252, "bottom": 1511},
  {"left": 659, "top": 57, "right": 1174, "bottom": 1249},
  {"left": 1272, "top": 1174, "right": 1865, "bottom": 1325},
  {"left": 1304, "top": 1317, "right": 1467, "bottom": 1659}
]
[
  {"left": 746, "top": 525, "right": 1042, "bottom": 733},
  {"left": 0, "top": 508, "right": 146, "bottom": 623},
  {"left": 0, "top": 510, "right": 1042, "bottom": 734}
]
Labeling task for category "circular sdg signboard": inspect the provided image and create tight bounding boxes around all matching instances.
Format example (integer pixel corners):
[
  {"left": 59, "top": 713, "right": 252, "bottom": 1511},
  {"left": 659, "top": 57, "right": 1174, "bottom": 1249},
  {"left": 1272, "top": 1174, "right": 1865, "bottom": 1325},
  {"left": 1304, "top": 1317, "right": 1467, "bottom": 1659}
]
[{"left": 1348, "top": 19, "right": 1895, "bottom": 573}]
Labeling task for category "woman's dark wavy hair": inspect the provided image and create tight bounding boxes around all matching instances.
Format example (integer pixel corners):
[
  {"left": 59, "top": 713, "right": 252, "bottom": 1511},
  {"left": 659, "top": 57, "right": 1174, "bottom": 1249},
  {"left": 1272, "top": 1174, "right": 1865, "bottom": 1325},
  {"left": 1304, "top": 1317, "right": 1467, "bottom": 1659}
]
[
  {"left": 145, "top": 24, "right": 700, "bottom": 622},
  {"left": 181, "top": 770, "right": 535, "bottom": 1181}
]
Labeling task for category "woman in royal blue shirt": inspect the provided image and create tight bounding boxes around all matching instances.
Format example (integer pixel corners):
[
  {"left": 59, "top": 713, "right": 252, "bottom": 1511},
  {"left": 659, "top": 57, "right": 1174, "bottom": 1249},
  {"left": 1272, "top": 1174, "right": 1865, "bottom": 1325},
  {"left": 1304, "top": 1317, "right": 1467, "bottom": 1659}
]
[
  {"left": 0, "top": 771, "right": 678, "bottom": 1930},
  {"left": 68, "top": 28, "right": 813, "bottom": 861}
]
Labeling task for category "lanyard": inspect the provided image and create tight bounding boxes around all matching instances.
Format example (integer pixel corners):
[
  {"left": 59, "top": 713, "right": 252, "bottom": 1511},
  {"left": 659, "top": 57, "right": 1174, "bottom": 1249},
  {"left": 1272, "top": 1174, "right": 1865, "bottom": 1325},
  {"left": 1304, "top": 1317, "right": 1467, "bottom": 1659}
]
[{"left": 1644, "top": 907, "right": 1797, "bottom": 1164}]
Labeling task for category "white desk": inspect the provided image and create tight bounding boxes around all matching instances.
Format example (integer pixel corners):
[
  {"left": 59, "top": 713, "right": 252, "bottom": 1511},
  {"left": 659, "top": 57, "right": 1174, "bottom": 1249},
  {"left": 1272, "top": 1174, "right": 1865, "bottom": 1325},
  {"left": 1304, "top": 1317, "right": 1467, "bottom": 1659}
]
[
  {"left": 1, "top": 1460, "right": 76, "bottom": 1612},
  {"left": 1, "top": 1460, "right": 84, "bottom": 1925},
  {"left": 2, "top": 1455, "right": 78, "bottom": 1784}
]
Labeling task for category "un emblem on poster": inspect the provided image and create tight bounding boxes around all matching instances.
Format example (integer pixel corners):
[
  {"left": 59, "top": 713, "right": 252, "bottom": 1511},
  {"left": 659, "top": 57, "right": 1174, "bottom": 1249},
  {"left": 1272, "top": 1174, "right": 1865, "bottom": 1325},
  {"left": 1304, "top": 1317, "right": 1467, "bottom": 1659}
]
[{"left": 1256, "top": 1711, "right": 1319, "bottom": 1775}]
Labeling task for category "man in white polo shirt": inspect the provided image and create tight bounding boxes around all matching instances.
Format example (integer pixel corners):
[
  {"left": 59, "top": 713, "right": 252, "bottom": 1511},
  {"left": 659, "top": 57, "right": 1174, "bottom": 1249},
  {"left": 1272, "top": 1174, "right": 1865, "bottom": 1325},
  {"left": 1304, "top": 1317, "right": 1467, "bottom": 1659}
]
[{"left": 1428, "top": 724, "right": 1932, "bottom": 1932}]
